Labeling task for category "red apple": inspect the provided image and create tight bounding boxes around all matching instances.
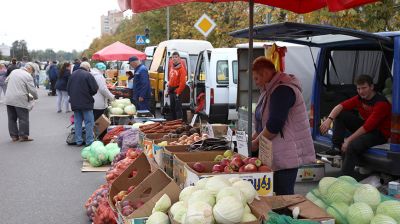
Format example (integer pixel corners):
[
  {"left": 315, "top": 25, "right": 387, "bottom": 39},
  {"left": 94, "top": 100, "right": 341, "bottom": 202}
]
[
  {"left": 243, "top": 157, "right": 251, "bottom": 165},
  {"left": 122, "top": 205, "right": 134, "bottom": 216},
  {"left": 230, "top": 157, "right": 244, "bottom": 171},
  {"left": 224, "top": 165, "right": 234, "bottom": 173},
  {"left": 212, "top": 164, "right": 224, "bottom": 172},
  {"left": 258, "top": 165, "right": 270, "bottom": 172},
  {"left": 238, "top": 166, "right": 246, "bottom": 172},
  {"left": 249, "top": 157, "right": 262, "bottom": 167},
  {"left": 193, "top": 162, "right": 205, "bottom": 173},
  {"left": 244, "top": 163, "right": 257, "bottom": 172},
  {"left": 220, "top": 158, "right": 231, "bottom": 167}
]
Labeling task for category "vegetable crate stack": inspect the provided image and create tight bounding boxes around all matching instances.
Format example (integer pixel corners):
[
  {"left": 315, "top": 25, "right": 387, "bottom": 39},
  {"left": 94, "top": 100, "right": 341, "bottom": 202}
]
[{"left": 306, "top": 175, "right": 400, "bottom": 224}]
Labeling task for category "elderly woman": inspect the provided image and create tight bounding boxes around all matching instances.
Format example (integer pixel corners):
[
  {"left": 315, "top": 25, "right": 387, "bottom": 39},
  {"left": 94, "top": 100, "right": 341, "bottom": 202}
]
[
  {"left": 250, "top": 57, "right": 315, "bottom": 195},
  {"left": 91, "top": 62, "right": 115, "bottom": 121},
  {"left": 5, "top": 62, "right": 39, "bottom": 142}
]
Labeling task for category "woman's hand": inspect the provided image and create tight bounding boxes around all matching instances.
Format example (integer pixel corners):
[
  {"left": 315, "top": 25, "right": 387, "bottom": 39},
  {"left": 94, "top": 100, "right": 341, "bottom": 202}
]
[
  {"left": 320, "top": 119, "right": 332, "bottom": 135},
  {"left": 251, "top": 138, "right": 259, "bottom": 152}
]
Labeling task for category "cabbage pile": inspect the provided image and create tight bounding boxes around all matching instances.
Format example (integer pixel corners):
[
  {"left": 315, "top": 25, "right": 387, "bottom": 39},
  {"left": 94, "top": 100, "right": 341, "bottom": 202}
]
[
  {"left": 166, "top": 176, "right": 259, "bottom": 224},
  {"left": 108, "top": 98, "right": 136, "bottom": 115},
  {"left": 81, "top": 141, "right": 121, "bottom": 167},
  {"left": 306, "top": 176, "right": 400, "bottom": 224}
]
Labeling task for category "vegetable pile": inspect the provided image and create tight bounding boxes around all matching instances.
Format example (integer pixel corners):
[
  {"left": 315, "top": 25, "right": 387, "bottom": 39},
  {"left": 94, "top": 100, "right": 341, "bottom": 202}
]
[
  {"left": 108, "top": 98, "right": 136, "bottom": 115},
  {"left": 85, "top": 184, "right": 115, "bottom": 223},
  {"left": 162, "top": 176, "right": 259, "bottom": 224},
  {"left": 105, "top": 148, "right": 141, "bottom": 184},
  {"left": 81, "top": 141, "right": 121, "bottom": 167},
  {"left": 306, "top": 176, "right": 400, "bottom": 224}
]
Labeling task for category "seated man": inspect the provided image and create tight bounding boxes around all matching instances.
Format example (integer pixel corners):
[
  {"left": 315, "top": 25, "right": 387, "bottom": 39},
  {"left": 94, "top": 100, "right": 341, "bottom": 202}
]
[{"left": 319, "top": 75, "right": 391, "bottom": 178}]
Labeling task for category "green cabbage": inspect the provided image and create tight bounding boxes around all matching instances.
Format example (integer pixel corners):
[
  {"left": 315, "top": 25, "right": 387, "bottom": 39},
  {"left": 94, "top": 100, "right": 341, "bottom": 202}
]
[
  {"left": 326, "top": 202, "right": 348, "bottom": 224},
  {"left": 376, "top": 200, "right": 400, "bottom": 222},
  {"left": 213, "top": 196, "right": 244, "bottom": 224},
  {"left": 371, "top": 214, "right": 397, "bottom": 224},
  {"left": 88, "top": 156, "right": 102, "bottom": 167},
  {"left": 346, "top": 202, "right": 374, "bottom": 224},
  {"left": 326, "top": 179, "right": 356, "bottom": 205},
  {"left": 81, "top": 146, "right": 91, "bottom": 160},
  {"left": 338, "top": 176, "right": 358, "bottom": 185},
  {"left": 179, "top": 186, "right": 198, "bottom": 202},
  {"left": 124, "top": 104, "right": 136, "bottom": 115},
  {"left": 105, "top": 143, "right": 120, "bottom": 162},
  {"left": 188, "top": 189, "right": 216, "bottom": 207},
  {"left": 93, "top": 146, "right": 108, "bottom": 164},
  {"left": 110, "top": 107, "right": 124, "bottom": 115},
  {"left": 319, "top": 177, "right": 337, "bottom": 196},
  {"left": 152, "top": 194, "right": 171, "bottom": 214},
  {"left": 353, "top": 184, "right": 381, "bottom": 210},
  {"left": 146, "top": 212, "right": 169, "bottom": 224}
]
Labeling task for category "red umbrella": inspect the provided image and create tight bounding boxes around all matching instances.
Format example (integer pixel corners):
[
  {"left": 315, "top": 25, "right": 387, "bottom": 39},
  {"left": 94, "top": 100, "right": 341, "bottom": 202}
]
[
  {"left": 92, "top": 41, "right": 146, "bottom": 61},
  {"left": 128, "top": 0, "right": 378, "bottom": 14}
]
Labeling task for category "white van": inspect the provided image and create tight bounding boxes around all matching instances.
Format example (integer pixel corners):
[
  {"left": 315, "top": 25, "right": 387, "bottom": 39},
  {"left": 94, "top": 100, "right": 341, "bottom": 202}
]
[{"left": 191, "top": 48, "right": 238, "bottom": 123}]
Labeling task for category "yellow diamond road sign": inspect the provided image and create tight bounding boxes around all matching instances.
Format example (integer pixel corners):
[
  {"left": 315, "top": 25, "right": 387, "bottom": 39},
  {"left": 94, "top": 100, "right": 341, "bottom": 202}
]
[{"left": 194, "top": 14, "right": 216, "bottom": 37}]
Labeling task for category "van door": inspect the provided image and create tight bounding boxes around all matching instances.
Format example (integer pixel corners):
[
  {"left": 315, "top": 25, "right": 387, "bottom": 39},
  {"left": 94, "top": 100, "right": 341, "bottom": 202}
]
[
  {"left": 192, "top": 51, "right": 207, "bottom": 110},
  {"left": 228, "top": 59, "right": 239, "bottom": 120}
]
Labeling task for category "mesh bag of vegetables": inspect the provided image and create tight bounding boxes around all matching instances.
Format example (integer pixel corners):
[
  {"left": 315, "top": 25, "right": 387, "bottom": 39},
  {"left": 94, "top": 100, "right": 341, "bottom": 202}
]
[{"left": 306, "top": 176, "right": 400, "bottom": 224}]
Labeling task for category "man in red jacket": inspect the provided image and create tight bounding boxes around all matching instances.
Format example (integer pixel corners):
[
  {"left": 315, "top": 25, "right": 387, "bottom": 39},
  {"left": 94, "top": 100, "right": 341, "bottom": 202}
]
[
  {"left": 167, "top": 52, "right": 187, "bottom": 120},
  {"left": 320, "top": 75, "right": 391, "bottom": 177}
]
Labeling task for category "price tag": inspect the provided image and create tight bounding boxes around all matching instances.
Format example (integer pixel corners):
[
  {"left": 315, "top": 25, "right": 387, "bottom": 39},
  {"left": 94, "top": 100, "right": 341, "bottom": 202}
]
[
  {"left": 190, "top": 114, "right": 198, "bottom": 127},
  {"left": 206, "top": 123, "right": 214, "bottom": 138},
  {"left": 259, "top": 135, "right": 273, "bottom": 168},
  {"left": 236, "top": 130, "right": 248, "bottom": 157},
  {"left": 226, "top": 127, "right": 233, "bottom": 142}
]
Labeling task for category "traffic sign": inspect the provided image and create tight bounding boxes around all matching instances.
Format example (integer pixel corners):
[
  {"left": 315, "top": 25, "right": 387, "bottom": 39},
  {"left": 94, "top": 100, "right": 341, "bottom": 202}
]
[
  {"left": 194, "top": 14, "right": 216, "bottom": 38},
  {"left": 136, "top": 35, "right": 146, "bottom": 45}
]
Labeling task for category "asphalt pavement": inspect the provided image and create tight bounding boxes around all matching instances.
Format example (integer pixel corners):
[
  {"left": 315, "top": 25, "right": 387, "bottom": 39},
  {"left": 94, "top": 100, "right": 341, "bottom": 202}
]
[
  {"left": 0, "top": 87, "right": 103, "bottom": 224},
  {"left": 0, "top": 87, "right": 341, "bottom": 223}
]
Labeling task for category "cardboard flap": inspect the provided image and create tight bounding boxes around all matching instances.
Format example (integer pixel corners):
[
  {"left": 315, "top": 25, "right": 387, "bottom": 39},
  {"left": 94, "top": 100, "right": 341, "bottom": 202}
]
[
  {"left": 288, "top": 200, "right": 332, "bottom": 220},
  {"left": 108, "top": 153, "right": 152, "bottom": 211},
  {"left": 261, "top": 195, "right": 306, "bottom": 209}
]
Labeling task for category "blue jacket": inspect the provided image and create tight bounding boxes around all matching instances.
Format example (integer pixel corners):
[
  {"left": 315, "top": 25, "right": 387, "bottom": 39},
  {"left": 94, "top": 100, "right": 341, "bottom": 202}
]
[
  {"left": 55, "top": 70, "right": 71, "bottom": 91},
  {"left": 132, "top": 64, "right": 151, "bottom": 99},
  {"left": 49, "top": 64, "right": 59, "bottom": 81},
  {"left": 67, "top": 68, "right": 99, "bottom": 111}
]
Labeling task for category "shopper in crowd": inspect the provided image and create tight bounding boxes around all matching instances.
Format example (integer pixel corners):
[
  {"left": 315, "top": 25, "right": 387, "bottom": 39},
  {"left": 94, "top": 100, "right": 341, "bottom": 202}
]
[
  {"left": 91, "top": 62, "right": 115, "bottom": 120},
  {"left": 48, "top": 61, "right": 58, "bottom": 96},
  {"left": 55, "top": 62, "right": 71, "bottom": 113},
  {"left": 319, "top": 75, "right": 391, "bottom": 179},
  {"left": 4, "top": 62, "right": 39, "bottom": 142},
  {"left": 251, "top": 57, "right": 315, "bottom": 195},
  {"left": 0, "top": 63, "right": 7, "bottom": 99},
  {"left": 33, "top": 61, "right": 41, "bottom": 88},
  {"left": 167, "top": 52, "right": 187, "bottom": 120},
  {"left": 67, "top": 62, "right": 98, "bottom": 146},
  {"left": 129, "top": 56, "right": 151, "bottom": 111},
  {"left": 126, "top": 70, "right": 134, "bottom": 89},
  {"left": 72, "top": 58, "right": 81, "bottom": 72},
  {"left": 7, "top": 58, "right": 18, "bottom": 76}
]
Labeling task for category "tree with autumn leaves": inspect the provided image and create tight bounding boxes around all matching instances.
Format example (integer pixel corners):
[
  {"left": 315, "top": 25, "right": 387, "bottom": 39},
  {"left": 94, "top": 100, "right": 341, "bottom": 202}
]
[{"left": 83, "top": 1, "right": 400, "bottom": 58}]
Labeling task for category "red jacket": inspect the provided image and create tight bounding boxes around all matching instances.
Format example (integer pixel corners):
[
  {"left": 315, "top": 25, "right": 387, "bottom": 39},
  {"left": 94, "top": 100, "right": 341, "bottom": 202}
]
[
  {"left": 168, "top": 62, "right": 187, "bottom": 95},
  {"left": 341, "top": 94, "right": 391, "bottom": 139}
]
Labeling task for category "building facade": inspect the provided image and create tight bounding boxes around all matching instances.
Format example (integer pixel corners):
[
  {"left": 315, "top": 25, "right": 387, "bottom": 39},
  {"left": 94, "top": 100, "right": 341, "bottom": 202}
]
[{"left": 101, "top": 10, "right": 124, "bottom": 35}]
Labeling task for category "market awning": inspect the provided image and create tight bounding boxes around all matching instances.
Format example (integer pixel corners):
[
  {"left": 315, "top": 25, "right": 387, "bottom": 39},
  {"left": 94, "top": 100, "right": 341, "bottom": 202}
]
[{"left": 92, "top": 41, "right": 146, "bottom": 61}]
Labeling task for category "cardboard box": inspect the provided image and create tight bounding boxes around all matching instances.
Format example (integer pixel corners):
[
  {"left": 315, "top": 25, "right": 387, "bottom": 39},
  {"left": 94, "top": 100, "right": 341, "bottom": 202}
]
[
  {"left": 152, "top": 139, "right": 180, "bottom": 169},
  {"left": 155, "top": 145, "right": 190, "bottom": 178},
  {"left": 139, "top": 132, "right": 169, "bottom": 158},
  {"left": 250, "top": 195, "right": 334, "bottom": 224},
  {"left": 296, "top": 162, "right": 325, "bottom": 182},
  {"left": 94, "top": 114, "right": 111, "bottom": 137},
  {"left": 211, "top": 124, "right": 228, "bottom": 137},
  {"left": 117, "top": 169, "right": 181, "bottom": 224},
  {"left": 176, "top": 160, "right": 273, "bottom": 196},
  {"left": 108, "top": 153, "right": 153, "bottom": 212}
]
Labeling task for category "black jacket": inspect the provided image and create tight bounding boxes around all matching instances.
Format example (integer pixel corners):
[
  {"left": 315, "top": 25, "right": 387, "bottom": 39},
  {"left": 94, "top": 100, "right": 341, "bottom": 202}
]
[
  {"left": 67, "top": 68, "right": 99, "bottom": 111},
  {"left": 56, "top": 70, "right": 71, "bottom": 91}
]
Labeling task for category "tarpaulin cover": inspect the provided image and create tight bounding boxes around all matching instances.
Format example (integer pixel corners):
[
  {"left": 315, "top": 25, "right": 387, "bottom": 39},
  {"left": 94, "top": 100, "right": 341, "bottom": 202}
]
[{"left": 92, "top": 41, "right": 146, "bottom": 61}]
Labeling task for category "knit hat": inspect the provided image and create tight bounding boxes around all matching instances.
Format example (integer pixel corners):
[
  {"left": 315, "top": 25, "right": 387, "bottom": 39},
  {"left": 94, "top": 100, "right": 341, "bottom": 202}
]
[
  {"left": 129, "top": 56, "right": 139, "bottom": 63},
  {"left": 95, "top": 62, "right": 106, "bottom": 71}
]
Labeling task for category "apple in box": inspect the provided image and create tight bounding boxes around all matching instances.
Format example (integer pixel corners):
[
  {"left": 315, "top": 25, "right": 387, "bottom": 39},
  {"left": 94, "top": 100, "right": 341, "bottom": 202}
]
[
  {"left": 220, "top": 158, "right": 230, "bottom": 168},
  {"left": 212, "top": 164, "right": 224, "bottom": 173},
  {"left": 244, "top": 163, "right": 257, "bottom": 172},
  {"left": 224, "top": 165, "right": 234, "bottom": 173},
  {"left": 230, "top": 157, "right": 244, "bottom": 171},
  {"left": 249, "top": 157, "right": 262, "bottom": 167},
  {"left": 192, "top": 162, "right": 205, "bottom": 173}
]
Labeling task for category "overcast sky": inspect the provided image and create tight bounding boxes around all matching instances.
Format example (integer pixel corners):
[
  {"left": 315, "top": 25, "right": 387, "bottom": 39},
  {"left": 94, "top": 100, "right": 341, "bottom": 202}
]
[{"left": 0, "top": 0, "right": 131, "bottom": 52}]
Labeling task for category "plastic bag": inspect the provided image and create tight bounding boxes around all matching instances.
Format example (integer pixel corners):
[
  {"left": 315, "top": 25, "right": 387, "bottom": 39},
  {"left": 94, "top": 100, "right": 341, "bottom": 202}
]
[
  {"left": 117, "top": 128, "right": 139, "bottom": 152},
  {"left": 102, "top": 126, "right": 125, "bottom": 145}
]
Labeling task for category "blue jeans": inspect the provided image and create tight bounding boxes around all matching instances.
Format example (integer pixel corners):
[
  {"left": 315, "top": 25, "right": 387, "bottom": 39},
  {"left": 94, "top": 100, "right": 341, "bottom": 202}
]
[
  {"left": 133, "top": 98, "right": 150, "bottom": 111},
  {"left": 273, "top": 168, "right": 299, "bottom": 195},
  {"left": 74, "top": 110, "right": 94, "bottom": 145}
]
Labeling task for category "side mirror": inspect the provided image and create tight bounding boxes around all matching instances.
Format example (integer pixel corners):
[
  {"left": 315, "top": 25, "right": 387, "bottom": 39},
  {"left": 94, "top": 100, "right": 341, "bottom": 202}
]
[{"left": 157, "top": 66, "right": 164, "bottom": 73}]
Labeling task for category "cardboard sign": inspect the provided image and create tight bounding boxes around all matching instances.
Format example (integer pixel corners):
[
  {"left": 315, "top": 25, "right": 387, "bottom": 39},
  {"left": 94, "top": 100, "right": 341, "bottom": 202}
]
[
  {"left": 226, "top": 127, "right": 233, "bottom": 142},
  {"left": 190, "top": 114, "right": 198, "bottom": 127},
  {"left": 236, "top": 130, "right": 248, "bottom": 157},
  {"left": 259, "top": 135, "right": 273, "bottom": 168}
]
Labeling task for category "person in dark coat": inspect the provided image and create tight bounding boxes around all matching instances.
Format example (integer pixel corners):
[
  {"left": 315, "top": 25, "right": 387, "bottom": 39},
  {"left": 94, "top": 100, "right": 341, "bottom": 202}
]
[
  {"left": 72, "top": 58, "right": 81, "bottom": 72},
  {"left": 55, "top": 62, "right": 71, "bottom": 113},
  {"left": 49, "top": 61, "right": 58, "bottom": 96},
  {"left": 67, "top": 62, "right": 99, "bottom": 146},
  {"left": 129, "top": 56, "right": 151, "bottom": 111},
  {"left": 7, "top": 58, "right": 18, "bottom": 76}
]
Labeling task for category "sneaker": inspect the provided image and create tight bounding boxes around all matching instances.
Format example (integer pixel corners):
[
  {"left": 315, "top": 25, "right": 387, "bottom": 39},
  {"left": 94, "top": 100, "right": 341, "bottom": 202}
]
[
  {"left": 317, "top": 148, "right": 341, "bottom": 156},
  {"left": 57, "top": 110, "right": 62, "bottom": 113}
]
